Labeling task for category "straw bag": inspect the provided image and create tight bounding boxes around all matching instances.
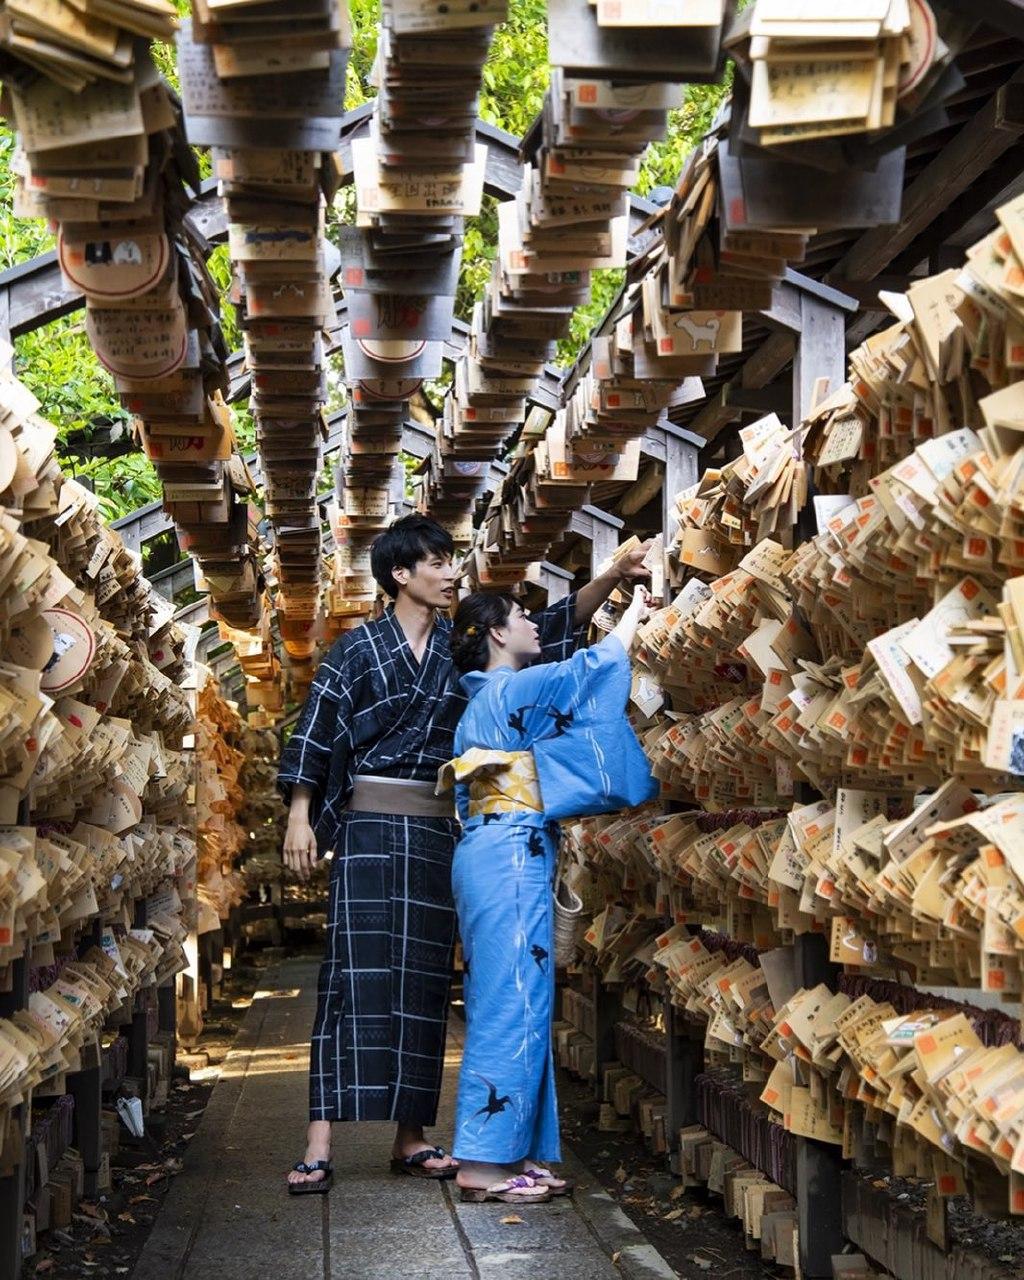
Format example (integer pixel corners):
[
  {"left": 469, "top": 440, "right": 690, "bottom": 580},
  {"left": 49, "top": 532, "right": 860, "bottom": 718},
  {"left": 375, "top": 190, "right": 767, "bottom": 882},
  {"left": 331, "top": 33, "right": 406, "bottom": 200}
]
[{"left": 553, "top": 877, "right": 584, "bottom": 968}]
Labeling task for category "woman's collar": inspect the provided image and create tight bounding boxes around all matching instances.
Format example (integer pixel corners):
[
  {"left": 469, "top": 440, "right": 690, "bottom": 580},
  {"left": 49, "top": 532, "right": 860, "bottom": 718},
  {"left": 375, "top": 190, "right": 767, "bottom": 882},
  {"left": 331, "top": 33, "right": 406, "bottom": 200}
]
[{"left": 459, "top": 665, "right": 515, "bottom": 696}]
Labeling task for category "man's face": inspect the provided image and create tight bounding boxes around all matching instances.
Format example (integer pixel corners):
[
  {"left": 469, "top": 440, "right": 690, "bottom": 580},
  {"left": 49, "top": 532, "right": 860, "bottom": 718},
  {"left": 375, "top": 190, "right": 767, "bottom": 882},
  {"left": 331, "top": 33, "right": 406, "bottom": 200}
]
[{"left": 395, "top": 551, "right": 457, "bottom": 609}]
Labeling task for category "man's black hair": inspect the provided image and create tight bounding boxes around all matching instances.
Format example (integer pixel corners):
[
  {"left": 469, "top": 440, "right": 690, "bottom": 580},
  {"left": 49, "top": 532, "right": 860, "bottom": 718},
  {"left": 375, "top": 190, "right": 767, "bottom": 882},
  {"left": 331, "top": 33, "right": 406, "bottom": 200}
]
[{"left": 370, "top": 514, "right": 455, "bottom": 599}]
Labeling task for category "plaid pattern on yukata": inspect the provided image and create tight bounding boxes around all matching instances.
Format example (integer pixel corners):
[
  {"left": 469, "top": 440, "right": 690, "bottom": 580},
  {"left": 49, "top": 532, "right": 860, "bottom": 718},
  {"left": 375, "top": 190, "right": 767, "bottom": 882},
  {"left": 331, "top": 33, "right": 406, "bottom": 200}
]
[{"left": 278, "top": 594, "right": 581, "bottom": 1124}]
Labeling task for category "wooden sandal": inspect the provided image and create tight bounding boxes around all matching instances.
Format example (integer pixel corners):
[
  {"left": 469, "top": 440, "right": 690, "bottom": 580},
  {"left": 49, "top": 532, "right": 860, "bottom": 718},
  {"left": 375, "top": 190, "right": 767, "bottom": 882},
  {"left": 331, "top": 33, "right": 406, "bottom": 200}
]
[
  {"left": 459, "top": 1175, "right": 551, "bottom": 1204},
  {"left": 522, "top": 1166, "right": 572, "bottom": 1196},
  {"left": 390, "top": 1145, "right": 458, "bottom": 1179},
  {"left": 287, "top": 1159, "right": 333, "bottom": 1196}
]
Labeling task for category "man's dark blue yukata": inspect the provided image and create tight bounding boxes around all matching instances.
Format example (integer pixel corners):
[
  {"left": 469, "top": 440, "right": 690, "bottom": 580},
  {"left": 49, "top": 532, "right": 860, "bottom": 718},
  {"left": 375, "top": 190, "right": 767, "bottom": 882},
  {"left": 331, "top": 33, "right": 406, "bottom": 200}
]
[{"left": 277, "top": 595, "right": 581, "bottom": 1125}]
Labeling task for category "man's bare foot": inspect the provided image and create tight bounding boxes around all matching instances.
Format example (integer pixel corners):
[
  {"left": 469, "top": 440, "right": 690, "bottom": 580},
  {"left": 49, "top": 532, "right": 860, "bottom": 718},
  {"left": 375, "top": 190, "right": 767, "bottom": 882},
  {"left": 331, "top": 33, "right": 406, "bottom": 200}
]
[
  {"left": 287, "top": 1119, "right": 332, "bottom": 1187},
  {"left": 392, "top": 1124, "right": 458, "bottom": 1172}
]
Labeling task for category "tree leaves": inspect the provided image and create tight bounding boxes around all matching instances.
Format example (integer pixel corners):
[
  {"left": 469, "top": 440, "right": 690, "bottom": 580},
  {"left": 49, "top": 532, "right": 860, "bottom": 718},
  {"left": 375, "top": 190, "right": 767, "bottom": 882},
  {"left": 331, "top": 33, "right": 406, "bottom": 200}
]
[{"left": 0, "top": 0, "right": 734, "bottom": 526}]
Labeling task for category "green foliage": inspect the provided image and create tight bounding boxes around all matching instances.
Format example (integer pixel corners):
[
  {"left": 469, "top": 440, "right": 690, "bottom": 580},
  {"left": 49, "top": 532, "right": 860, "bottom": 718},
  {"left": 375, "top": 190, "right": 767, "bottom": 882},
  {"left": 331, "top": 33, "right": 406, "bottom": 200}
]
[
  {"left": 345, "top": 0, "right": 381, "bottom": 108},
  {"left": 15, "top": 317, "right": 126, "bottom": 436},
  {"left": 73, "top": 453, "right": 164, "bottom": 523},
  {"left": 558, "top": 267, "right": 624, "bottom": 366},
  {"left": 1, "top": 4, "right": 733, "bottom": 524},
  {"left": 13, "top": 317, "right": 165, "bottom": 521},
  {"left": 637, "top": 73, "right": 732, "bottom": 196},
  {"left": 481, "top": 0, "right": 549, "bottom": 136},
  {"left": 207, "top": 244, "right": 241, "bottom": 351},
  {"left": 457, "top": 201, "right": 498, "bottom": 322},
  {"left": 0, "top": 126, "right": 55, "bottom": 268}
]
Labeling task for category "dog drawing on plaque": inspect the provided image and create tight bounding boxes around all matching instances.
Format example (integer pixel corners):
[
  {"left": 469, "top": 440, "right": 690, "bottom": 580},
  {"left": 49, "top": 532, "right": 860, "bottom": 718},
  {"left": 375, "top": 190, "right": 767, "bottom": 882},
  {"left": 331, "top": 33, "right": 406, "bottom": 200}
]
[{"left": 673, "top": 313, "right": 720, "bottom": 352}]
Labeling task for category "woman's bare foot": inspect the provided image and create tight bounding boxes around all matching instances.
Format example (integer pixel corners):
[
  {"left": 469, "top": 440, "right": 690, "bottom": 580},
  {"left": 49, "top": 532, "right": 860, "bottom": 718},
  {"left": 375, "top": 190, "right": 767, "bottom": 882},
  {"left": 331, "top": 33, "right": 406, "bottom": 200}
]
[
  {"left": 287, "top": 1119, "right": 332, "bottom": 1187},
  {"left": 456, "top": 1160, "right": 549, "bottom": 1202},
  {"left": 517, "top": 1159, "right": 570, "bottom": 1194},
  {"left": 455, "top": 1159, "right": 513, "bottom": 1191}
]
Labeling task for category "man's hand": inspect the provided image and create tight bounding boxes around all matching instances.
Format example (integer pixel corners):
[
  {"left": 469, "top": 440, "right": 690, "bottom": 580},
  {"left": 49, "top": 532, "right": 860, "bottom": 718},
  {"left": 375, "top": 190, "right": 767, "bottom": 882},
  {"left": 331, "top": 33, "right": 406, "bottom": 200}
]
[
  {"left": 616, "top": 539, "right": 655, "bottom": 584},
  {"left": 573, "top": 538, "right": 656, "bottom": 628},
  {"left": 284, "top": 809, "right": 318, "bottom": 882}
]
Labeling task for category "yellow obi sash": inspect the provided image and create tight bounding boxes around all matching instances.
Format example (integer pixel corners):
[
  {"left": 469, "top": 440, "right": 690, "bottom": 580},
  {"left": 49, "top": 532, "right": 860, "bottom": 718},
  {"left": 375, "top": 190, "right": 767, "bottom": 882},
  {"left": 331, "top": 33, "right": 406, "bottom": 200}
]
[{"left": 436, "top": 748, "right": 543, "bottom": 818}]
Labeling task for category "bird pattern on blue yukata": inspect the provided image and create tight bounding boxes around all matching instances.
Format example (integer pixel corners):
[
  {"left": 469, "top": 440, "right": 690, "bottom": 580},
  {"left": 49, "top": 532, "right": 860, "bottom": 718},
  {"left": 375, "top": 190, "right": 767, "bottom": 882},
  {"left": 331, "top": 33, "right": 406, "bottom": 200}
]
[
  {"left": 473, "top": 1073, "right": 512, "bottom": 1122},
  {"left": 545, "top": 707, "right": 573, "bottom": 736}
]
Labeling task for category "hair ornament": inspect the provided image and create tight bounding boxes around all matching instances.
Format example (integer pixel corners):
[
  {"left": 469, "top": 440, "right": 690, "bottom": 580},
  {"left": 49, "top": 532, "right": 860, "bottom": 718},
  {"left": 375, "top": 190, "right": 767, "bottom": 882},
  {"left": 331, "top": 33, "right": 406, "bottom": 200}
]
[{"left": 465, "top": 625, "right": 478, "bottom": 636}]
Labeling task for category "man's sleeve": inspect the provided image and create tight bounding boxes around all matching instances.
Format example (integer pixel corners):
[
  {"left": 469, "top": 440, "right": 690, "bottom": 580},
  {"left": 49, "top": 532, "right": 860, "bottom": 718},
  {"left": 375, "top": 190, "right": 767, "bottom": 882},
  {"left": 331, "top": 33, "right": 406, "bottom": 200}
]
[
  {"left": 277, "top": 639, "right": 352, "bottom": 812},
  {"left": 532, "top": 591, "right": 586, "bottom": 663}
]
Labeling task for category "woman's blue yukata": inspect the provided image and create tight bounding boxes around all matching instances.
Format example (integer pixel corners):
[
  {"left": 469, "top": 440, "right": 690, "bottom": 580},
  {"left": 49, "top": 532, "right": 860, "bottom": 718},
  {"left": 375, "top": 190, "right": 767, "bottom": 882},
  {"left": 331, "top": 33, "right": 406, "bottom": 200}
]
[{"left": 442, "top": 636, "right": 658, "bottom": 1166}]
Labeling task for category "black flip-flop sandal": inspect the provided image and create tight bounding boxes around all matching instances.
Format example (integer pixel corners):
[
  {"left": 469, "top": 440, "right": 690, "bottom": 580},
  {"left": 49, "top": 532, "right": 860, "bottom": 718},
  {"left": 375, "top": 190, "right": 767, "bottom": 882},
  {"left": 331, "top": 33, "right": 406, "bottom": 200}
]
[
  {"left": 389, "top": 1146, "right": 457, "bottom": 1179},
  {"left": 288, "top": 1160, "right": 333, "bottom": 1195}
]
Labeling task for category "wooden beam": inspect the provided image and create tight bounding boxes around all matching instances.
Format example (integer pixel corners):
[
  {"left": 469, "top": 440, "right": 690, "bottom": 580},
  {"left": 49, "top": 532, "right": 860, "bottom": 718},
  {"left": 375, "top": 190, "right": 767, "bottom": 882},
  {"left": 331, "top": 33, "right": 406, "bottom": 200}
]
[
  {"left": 726, "top": 383, "right": 790, "bottom": 415},
  {"left": 934, "top": 0, "right": 1024, "bottom": 41},
  {"left": 830, "top": 74, "right": 1024, "bottom": 282},
  {"left": 619, "top": 462, "right": 665, "bottom": 518},
  {"left": 759, "top": 280, "right": 804, "bottom": 334},
  {"left": 687, "top": 387, "right": 738, "bottom": 443},
  {"left": 5, "top": 254, "right": 81, "bottom": 337},
  {"left": 740, "top": 331, "right": 796, "bottom": 389},
  {"left": 893, "top": 147, "right": 1024, "bottom": 272},
  {"left": 825, "top": 275, "right": 921, "bottom": 308}
]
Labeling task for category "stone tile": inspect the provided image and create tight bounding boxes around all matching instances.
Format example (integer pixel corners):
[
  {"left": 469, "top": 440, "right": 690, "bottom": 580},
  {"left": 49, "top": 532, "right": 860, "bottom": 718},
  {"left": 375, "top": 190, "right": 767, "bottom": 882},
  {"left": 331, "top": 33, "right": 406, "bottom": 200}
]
[
  {"left": 474, "top": 1250, "right": 621, "bottom": 1279},
  {"left": 453, "top": 1199, "right": 598, "bottom": 1253},
  {"left": 183, "top": 1235, "right": 326, "bottom": 1280},
  {"left": 136, "top": 959, "right": 678, "bottom": 1280},
  {"left": 332, "top": 1259, "right": 473, "bottom": 1280}
]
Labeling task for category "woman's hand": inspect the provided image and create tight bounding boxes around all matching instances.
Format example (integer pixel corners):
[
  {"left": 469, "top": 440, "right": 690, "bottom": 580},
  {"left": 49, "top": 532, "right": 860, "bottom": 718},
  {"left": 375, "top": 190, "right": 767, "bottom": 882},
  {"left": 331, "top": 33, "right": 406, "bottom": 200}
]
[
  {"left": 608, "top": 586, "right": 651, "bottom": 655},
  {"left": 627, "top": 585, "right": 652, "bottom": 621},
  {"left": 283, "top": 787, "right": 317, "bottom": 881}
]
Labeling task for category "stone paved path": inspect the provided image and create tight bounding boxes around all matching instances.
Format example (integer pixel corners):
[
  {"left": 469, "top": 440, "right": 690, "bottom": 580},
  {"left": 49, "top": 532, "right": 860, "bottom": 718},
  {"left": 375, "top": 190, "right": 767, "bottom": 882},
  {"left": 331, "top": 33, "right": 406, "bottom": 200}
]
[{"left": 134, "top": 958, "right": 678, "bottom": 1280}]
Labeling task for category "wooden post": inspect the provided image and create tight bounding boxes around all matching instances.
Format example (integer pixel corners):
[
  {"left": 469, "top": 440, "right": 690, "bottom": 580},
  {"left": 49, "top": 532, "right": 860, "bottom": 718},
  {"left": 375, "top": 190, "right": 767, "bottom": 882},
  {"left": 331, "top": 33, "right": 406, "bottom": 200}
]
[
  {"left": 658, "top": 423, "right": 699, "bottom": 602},
  {"left": 533, "top": 561, "right": 574, "bottom": 606},
  {"left": 129, "top": 900, "right": 151, "bottom": 1107},
  {"left": 0, "top": 957, "right": 29, "bottom": 1280},
  {"left": 0, "top": 1131, "right": 26, "bottom": 1280},
  {"left": 664, "top": 1003, "right": 703, "bottom": 1139},
  {"left": 589, "top": 521, "right": 618, "bottom": 578},
  {"left": 792, "top": 871, "right": 844, "bottom": 1277},
  {"left": 592, "top": 975, "right": 622, "bottom": 1101},
  {"left": 68, "top": 1050, "right": 103, "bottom": 1197},
  {"left": 792, "top": 294, "right": 846, "bottom": 427},
  {"left": 157, "top": 981, "right": 177, "bottom": 1074},
  {"left": 789, "top": 289, "right": 849, "bottom": 1277},
  {"left": 270, "top": 880, "right": 285, "bottom": 947}
]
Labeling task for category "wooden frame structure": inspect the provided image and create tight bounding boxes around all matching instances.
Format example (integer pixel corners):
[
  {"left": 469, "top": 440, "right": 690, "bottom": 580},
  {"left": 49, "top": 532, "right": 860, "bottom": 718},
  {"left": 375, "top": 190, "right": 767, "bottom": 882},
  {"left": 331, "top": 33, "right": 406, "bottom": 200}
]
[{"left": 5, "top": 10, "right": 1024, "bottom": 1276}]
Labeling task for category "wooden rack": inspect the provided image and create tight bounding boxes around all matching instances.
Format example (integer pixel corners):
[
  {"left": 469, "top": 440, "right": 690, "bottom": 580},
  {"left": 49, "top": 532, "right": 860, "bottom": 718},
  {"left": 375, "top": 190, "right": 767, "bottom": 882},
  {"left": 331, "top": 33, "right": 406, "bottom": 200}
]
[{"left": 6, "top": 6, "right": 1024, "bottom": 1276}]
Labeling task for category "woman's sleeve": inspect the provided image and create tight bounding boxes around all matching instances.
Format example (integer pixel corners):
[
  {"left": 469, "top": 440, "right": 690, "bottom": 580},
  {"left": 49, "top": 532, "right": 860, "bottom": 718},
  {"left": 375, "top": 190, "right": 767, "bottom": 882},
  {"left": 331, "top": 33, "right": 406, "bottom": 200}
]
[
  {"left": 277, "top": 637, "right": 354, "bottom": 812},
  {"left": 501, "top": 635, "right": 630, "bottom": 730}
]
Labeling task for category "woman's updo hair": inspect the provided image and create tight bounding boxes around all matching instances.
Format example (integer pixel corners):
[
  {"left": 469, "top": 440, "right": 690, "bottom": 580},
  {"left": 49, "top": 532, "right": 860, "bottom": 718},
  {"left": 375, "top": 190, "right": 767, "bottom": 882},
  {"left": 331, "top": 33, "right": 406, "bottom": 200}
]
[{"left": 450, "top": 592, "right": 516, "bottom": 675}]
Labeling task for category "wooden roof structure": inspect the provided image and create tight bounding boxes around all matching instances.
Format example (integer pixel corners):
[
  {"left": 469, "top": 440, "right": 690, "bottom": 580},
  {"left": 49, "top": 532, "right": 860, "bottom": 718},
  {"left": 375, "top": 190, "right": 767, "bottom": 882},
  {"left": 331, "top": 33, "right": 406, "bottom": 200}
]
[{"left": 3, "top": 3, "right": 1024, "bottom": 697}]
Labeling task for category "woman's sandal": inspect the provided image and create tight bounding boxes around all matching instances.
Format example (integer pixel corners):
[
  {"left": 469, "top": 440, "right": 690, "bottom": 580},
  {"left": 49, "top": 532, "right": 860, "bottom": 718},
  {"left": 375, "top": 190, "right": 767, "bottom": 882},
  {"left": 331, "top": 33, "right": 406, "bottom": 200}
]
[
  {"left": 287, "top": 1160, "right": 333, "bottom": 1196},
  {"left": 389, "top": 1146, "right": 458, "bottom": 1179},
  {"left": 522, "top": 1166, "right": 572, "bottom": 1196},
  {"left": 459, "top": 1174, "right": 552, "bottom": 1204}
]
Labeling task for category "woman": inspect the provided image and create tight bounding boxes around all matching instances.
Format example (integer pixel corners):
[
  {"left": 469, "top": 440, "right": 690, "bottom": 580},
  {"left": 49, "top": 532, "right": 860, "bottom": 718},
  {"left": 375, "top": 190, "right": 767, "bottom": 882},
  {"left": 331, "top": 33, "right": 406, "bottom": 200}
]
[{"left": 439, "top": 585, "right": 658, "bottom": 1204}]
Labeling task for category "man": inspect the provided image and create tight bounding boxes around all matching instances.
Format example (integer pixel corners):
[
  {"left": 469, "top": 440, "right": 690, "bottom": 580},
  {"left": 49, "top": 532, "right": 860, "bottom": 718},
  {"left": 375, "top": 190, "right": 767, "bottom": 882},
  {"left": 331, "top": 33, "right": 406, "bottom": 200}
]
[{"left": 280, "top": 513, "right": 650, "bottom": 1191}]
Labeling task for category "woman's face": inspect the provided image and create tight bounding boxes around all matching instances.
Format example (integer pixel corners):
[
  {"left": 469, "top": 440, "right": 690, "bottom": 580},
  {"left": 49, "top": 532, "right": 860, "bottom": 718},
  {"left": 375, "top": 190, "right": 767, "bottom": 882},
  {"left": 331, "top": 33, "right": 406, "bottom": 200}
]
[{"left": 496, "top": 601, "right": 541, "bottom": 664}]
